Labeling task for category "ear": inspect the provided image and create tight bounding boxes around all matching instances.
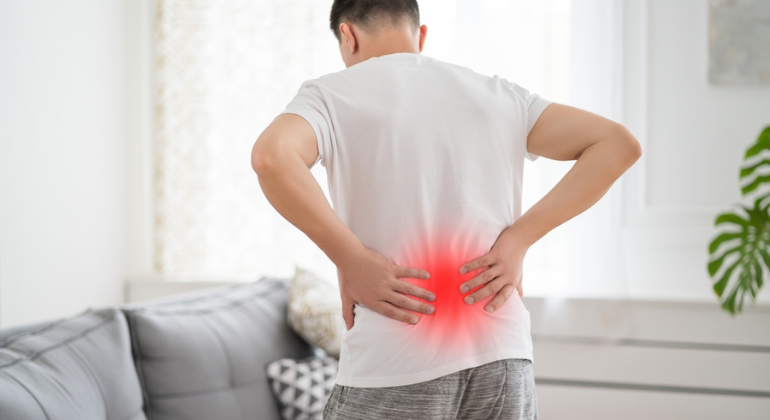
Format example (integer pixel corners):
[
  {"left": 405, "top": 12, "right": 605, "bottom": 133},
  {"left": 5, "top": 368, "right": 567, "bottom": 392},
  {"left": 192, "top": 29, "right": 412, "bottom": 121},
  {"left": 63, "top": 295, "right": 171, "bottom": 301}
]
[
  {"left": 339, "top": 23, "right": 358, "bottom": 55},
  {"left": 418, "top": 24, "right": 428, "bottom": 52}
]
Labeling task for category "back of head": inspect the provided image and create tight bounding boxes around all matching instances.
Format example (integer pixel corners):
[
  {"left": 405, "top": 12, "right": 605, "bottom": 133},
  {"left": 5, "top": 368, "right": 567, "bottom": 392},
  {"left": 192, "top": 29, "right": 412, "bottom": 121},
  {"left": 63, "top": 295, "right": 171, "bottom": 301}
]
[{"left": 330, "top": 0, "right": 421, "bottom": 41}]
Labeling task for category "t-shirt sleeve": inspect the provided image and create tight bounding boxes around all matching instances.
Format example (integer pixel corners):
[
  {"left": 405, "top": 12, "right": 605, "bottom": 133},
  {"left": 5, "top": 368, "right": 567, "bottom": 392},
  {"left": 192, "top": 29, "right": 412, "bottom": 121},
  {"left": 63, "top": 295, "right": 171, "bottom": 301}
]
[
  {"left": 505, "top": 80, "right": 553, "bottom": 161},
  {"left": 278, "top": 81, "right": 333, "bottom": 168}
]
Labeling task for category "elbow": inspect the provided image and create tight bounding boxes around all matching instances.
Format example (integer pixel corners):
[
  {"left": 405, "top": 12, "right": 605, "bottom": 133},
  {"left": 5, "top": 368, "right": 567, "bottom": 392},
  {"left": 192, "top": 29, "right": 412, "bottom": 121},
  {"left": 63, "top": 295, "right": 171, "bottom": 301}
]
[
  {"left": 251, "top": 136, "right": 278, "bottom": 176},
  {"left": 626, "top": 132, "right": 643, "bottom": 164},
  {"left": 614, "top": 124, "right": 642, "bottom": 167}
]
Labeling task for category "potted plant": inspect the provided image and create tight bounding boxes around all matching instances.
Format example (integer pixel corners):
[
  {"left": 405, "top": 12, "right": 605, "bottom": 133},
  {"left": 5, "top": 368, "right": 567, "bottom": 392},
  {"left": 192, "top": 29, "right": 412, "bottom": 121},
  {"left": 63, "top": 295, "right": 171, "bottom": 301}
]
[{"left": 708, "top": 125, "right": 770, "bottom": 314}]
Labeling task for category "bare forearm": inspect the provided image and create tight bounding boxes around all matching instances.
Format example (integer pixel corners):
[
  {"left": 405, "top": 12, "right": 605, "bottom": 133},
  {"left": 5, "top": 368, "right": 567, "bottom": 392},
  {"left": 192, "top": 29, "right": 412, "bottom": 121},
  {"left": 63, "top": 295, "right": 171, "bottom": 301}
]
[
  {"left": 507, "top": 128, "right": 641, "bottom": 248},
  {"left": 254, "top": 141, "right": 364, "bottom": 267}
]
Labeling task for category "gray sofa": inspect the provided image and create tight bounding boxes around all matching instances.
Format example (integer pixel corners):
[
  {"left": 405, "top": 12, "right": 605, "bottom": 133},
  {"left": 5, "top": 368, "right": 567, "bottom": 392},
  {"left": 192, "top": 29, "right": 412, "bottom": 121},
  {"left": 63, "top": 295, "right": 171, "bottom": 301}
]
[{"left": 0, "top": 277, "right": 314, "bottom": 420}]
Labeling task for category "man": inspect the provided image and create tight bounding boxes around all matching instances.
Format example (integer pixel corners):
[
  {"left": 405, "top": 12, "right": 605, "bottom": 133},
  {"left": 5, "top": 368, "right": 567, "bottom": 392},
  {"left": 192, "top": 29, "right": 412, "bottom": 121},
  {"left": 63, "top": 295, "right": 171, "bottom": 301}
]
[{"left": 252, "top": 0, "right": 641, "bottom": 419}]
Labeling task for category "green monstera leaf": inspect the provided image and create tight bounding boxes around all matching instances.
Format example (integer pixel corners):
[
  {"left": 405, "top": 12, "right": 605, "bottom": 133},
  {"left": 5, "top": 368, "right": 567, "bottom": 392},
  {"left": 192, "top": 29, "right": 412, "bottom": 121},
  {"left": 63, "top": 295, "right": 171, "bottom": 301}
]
[
  {"left": 739, "top": 126, "right": 770, "bottom": 196},
  {"left": 709, "top": 126, "right": 770, "bottom": 315},
  {"left": 708, "top": 193, "right": 770, "bottom": 314}
]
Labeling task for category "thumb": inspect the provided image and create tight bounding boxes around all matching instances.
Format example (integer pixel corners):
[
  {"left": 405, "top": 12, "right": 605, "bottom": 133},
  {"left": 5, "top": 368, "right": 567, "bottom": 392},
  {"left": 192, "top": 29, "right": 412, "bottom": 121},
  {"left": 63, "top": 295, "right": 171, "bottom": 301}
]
[
  {"left": 516, "top": 279, "right": 523, "bottom": 299},
  {"left": 341, "top": 294, "right": 356, "bottom": 330}
]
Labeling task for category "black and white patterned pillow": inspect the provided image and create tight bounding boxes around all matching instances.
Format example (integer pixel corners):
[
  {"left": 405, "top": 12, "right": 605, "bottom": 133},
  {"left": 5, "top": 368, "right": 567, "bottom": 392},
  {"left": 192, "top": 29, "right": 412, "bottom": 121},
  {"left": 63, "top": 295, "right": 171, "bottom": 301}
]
[{"left": 266, "top": 356, "right": 339, "bottom": 420}]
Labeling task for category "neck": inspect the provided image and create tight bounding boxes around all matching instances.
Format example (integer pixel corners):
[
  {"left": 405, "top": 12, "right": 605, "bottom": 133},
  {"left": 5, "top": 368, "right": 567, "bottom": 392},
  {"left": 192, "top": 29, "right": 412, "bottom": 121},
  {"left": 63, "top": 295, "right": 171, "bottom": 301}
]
[{"left": 359, "top": 28, "right": 420, "bottom": 62}]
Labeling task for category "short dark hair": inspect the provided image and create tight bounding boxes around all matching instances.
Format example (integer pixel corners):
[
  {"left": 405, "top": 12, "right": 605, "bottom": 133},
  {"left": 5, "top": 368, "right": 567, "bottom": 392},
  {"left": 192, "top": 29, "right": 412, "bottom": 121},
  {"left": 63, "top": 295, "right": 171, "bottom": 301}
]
[{"left": 330, "top": 0, "right": 420, "bottom": 41}]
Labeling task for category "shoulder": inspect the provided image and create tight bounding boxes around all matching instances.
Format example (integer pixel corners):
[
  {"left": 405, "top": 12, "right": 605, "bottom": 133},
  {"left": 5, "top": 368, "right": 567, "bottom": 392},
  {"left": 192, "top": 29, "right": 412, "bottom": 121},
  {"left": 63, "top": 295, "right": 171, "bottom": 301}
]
[
  {"left": 419, "top": 56, "right": 524, "bottom": 94},
  {"left": 297, "top": 71, "right": 343, "bottom": 90}
]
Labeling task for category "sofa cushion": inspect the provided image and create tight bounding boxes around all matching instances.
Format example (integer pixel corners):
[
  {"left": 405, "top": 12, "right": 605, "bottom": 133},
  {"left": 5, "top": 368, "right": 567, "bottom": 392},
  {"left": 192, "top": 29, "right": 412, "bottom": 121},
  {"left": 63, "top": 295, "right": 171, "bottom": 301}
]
[
  {"left": 0, "top": 308, "right": 147, "bottom": 420},
  {"left": 122, "top": 277, "right": 314, "bottom": 420},
  {"left": 0, "top": 320, "right": 55, "bottom": 343}
]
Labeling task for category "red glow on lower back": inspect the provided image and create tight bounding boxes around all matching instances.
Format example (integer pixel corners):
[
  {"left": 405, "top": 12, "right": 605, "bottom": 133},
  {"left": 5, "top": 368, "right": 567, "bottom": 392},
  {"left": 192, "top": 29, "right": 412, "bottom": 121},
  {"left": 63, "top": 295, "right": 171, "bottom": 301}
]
[{"left": 398, "top": 238, "right": 494, "bottom": 351}]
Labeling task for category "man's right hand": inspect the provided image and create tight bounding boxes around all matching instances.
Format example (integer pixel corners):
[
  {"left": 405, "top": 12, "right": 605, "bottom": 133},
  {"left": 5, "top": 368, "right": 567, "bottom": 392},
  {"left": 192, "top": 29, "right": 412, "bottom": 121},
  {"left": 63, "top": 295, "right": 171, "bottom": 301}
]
[
  {"left": 337, "top": 247, "right": 436, "bottom": 330},
  {"left": 252, "top": 115, "right": 437, "bottom": 330}
]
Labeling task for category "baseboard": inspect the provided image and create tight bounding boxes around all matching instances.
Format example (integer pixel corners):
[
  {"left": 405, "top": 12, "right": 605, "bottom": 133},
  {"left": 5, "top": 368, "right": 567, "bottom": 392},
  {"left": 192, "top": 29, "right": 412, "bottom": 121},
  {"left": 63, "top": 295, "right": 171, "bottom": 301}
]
[{"left": 523, "top": 297, "right": 770, "bottom": 419}]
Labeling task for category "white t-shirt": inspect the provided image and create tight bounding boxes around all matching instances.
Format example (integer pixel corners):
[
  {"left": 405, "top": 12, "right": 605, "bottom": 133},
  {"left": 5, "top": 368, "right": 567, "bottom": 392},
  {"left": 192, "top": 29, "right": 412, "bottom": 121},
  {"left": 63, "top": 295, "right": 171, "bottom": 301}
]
[{"left": 281, "top": 52, "right": 552, "bottom": 388}]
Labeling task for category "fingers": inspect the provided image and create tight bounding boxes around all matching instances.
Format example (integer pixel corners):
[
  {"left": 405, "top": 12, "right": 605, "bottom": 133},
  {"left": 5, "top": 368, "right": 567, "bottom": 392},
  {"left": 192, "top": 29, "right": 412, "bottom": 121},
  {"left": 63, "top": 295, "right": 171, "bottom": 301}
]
[
  {"left": 385, "top": 291, "right": 435, "bottom": 315},
  {"left": 371, "top": 300, "right": 422, "bottom": 325},
  {"left": 341, "top": 295, "right": 356, "bottom": 330},
  {"left": 391, "top": 279, "right": 436, "bottom": 302},
  {"left": 463, "top": 277, "right": 507, "bottom": 307},
  {"left": 483, "top": 284, "right": 516, "bottom": 313},
  {"left": 459, "top": 253, "right": 494, "bottom": 275},
  {"left": 393, "top": 265, "right": 430, "bottom": 280},
  {"left": 458, "top": 265, "right": 502, "bottom": 294}
]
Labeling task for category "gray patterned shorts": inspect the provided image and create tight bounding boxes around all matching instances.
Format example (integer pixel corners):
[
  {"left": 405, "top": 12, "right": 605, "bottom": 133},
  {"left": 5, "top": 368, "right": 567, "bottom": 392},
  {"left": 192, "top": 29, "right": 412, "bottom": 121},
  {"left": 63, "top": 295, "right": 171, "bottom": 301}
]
[{"left": 323, "top": 358, "right": 537, "bottom": 420}]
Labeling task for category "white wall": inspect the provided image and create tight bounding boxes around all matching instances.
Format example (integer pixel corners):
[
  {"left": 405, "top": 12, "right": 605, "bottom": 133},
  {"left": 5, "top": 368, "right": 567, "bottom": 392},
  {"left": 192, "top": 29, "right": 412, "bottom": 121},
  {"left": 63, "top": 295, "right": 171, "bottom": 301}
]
[
  {"left": 621, "top": 0, "right": 770, "bottom": 303},
  {"left": 0, "top": 0, "right": 131, "bottom": 328}
]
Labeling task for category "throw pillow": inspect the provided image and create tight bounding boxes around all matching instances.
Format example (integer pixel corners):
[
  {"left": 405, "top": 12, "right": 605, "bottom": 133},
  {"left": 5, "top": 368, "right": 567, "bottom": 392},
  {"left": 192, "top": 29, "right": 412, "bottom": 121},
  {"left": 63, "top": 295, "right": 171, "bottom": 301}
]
[
  {"left": 266, "top": 356, "right": 339, "bottom": 420},
  {"left": 288, "top": 267, "right": 345, "bottom": 358}
]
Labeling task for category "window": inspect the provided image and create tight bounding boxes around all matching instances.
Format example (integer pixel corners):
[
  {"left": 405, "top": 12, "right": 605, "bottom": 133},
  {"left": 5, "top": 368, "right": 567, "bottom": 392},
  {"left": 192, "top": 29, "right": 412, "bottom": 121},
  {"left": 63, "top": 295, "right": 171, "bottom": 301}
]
[{"left": 153, "top": 0, "right": 626, "bottom": 298}]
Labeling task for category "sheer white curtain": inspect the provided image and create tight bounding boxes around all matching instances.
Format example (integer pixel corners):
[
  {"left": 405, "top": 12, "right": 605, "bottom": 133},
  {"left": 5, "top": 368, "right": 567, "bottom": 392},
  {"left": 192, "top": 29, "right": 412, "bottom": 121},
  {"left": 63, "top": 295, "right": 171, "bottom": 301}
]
[
  {"left": 420, "top": 0, "right": 626, "bottom": 299},
  {"left": 525, "top": 0, "right": 626, "bottom": 299},
  {"left": 154, "top": 0, "right": 340, "bottom": 281},
  {"left": 154, "top": 0, "right": 627, "bottom": 298}
]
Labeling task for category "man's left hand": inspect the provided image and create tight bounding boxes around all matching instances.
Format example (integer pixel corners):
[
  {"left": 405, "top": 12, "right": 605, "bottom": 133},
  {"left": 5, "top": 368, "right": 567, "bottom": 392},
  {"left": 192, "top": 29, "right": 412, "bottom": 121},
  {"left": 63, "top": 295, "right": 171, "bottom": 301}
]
[{"left": 457, "top": 227, "right": 527, "bottom": 312}]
